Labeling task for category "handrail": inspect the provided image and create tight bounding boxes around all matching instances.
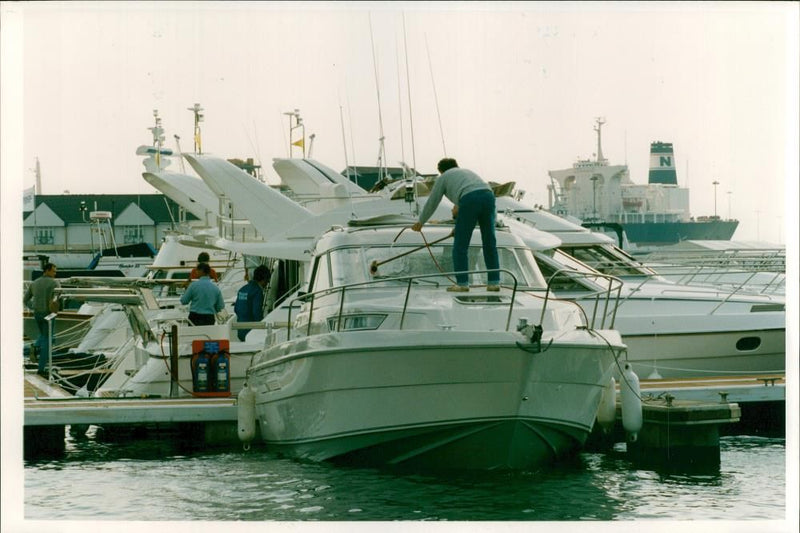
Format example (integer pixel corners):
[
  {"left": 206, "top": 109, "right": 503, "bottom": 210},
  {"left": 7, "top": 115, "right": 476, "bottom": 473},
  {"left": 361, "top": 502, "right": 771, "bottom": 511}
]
[
  {"left": 285, "top": 268, "right": 519, "bottom": 339},
  {"left": 539, "top": 268, "right": 624, "bottom": 330}
]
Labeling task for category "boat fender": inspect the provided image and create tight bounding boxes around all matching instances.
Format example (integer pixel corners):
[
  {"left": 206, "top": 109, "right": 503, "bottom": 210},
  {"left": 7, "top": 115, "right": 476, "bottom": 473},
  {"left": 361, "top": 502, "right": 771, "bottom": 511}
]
[
  {"left": 620, "top": 364, "right": 643, "bottom": 441},
  {"left": 237, "top": 383, "right": 257, "bottom": 450},
  {"left": 596, "top": 376, "right": 616, "bottom": 433}
]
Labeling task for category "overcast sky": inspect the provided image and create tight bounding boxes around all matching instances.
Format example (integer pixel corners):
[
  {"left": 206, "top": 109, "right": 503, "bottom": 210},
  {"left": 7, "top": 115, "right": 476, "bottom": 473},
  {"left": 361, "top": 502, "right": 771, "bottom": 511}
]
[{"left": 3, "top": 1, "right": 798, "bottom": 244}]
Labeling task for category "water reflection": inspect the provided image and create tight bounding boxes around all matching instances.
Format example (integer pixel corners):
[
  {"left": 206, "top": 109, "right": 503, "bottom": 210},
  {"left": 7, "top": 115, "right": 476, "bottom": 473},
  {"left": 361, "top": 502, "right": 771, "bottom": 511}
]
[{"left": 23, "top": 431, "right": 785, "bottom": 521}]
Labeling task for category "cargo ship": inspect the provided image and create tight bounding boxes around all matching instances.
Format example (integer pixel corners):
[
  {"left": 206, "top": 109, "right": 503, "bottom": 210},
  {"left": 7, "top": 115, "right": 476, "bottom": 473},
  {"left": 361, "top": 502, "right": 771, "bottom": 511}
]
[{"left": 546, "top": 118, "right": 738, "bottom": 248}]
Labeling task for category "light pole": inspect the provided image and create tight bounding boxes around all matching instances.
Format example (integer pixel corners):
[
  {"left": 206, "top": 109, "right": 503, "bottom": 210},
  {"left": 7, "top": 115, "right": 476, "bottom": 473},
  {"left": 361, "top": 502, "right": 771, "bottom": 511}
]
[
  {"left": 591, "top": 175, "right": 599, "bottom": 220},
  {"left": 712, "top": 180, "right": 720, "bottom": 218}
]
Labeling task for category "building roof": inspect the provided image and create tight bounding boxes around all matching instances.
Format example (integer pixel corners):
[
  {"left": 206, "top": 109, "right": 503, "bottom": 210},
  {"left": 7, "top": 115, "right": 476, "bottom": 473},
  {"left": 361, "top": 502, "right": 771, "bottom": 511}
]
[{"left": 24, "top": 194, "right": 198, "bottom": 224}]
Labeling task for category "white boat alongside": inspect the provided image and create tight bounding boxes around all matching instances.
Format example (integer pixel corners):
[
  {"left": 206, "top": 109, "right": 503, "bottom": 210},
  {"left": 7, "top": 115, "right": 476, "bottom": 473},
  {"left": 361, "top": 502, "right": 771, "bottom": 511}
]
[
  {"left": 496, "top": 197, "right": 786, "bottom": 379},
  {"left": 246, "top": 221, "right": 624, "bottom": 470}
]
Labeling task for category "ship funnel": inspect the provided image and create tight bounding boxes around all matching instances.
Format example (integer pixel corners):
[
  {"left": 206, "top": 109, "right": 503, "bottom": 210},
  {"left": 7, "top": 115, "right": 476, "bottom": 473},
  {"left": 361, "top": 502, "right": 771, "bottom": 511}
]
[{"left": 648, "top": 142, "right": 678, "bottom": 185}]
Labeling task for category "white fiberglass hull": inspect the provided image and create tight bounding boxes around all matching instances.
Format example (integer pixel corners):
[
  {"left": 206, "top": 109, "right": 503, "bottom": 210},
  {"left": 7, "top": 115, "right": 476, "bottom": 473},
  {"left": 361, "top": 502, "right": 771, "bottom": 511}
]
[
  {"left": 578, "top": 297, "right": 785, "bottom": 378},
  {"left": 249, "top": 329, "right": 619, "bottom": 470},
  {"left": 621, "top": 327, "right": 785, "bottom": 379}
]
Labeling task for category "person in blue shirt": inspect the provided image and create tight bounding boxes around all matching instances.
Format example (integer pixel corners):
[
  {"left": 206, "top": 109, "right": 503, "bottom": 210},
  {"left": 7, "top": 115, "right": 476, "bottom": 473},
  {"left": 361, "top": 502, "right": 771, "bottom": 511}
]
[
  {"left": 233, "top": 265, "right": 270, "bottom": 341},
  {"left": 180, "top": 262, "right": 224, "bottom": 326},
  {"left": 412, "top": 158, "right": 500, "bottom": 292}
]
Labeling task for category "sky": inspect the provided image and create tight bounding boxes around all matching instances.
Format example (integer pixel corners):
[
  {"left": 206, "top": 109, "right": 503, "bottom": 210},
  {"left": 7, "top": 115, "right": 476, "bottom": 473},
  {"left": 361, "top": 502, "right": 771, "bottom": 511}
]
[
  {"left": 2, "top": 1, "right": 798, "bottom": 244},
  {"left": 2, "top": 2, "right": 799, "bottom": 531}
]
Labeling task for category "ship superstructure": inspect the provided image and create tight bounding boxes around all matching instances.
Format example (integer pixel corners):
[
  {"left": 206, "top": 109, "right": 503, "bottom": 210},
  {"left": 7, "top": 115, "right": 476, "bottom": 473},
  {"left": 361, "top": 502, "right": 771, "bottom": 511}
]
[{"left": 547, "top": 119, "right": 738, "bottom": 247}]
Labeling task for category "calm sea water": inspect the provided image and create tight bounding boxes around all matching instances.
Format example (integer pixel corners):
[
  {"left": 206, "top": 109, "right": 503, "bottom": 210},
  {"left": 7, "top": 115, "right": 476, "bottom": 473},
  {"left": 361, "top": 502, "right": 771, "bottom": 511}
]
[{"left": 19, "top": 427, "right": 788, "bottom": 527}]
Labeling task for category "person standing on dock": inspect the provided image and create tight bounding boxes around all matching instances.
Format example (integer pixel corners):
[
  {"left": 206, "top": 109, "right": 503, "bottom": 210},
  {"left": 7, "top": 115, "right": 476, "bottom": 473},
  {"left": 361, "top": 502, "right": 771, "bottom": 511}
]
[
  {"left": 233, "top": 265, "right": 270, "bottom": 341},
  {"left": 181, "top": 262, "right": 224, "bottom": 326},
  {"left": 412, "top": 158, "right": 500, "bottom": 292},
  {"left": 23, "top": 262, "right": 60, "bottom": 377},
  {"left": 189, "top": 252, "right": 219, "bottom": 282}
]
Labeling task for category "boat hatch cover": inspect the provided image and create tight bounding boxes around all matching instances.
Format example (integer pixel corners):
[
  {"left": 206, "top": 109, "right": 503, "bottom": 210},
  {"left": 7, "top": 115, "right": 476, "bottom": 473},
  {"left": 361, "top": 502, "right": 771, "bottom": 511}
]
[{"left": 453, "top": 295, "right": 511, "bottom": 305}]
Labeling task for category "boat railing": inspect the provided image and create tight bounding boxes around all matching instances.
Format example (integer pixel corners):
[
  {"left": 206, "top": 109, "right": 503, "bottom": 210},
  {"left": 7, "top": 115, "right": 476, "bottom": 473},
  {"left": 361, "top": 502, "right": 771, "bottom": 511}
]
[
  {"left": 639, "top": 248, "right": 785, "bottom": 293},
  {"left": 284, "top": 269, "right": 520, "bottom": 339},
  {"left": 539, "top": 268, "right": 624, "bottom": 330}
]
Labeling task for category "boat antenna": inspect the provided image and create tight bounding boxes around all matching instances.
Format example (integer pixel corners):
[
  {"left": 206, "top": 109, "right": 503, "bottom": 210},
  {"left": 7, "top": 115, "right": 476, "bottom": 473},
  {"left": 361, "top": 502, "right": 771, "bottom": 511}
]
[
  {"left": 402, "top": 12, "right": 417, "bottom": 176},
  {"left": 594, "top": 117, "right": 606, "bottom": 164},
  {"left": 188, "top": 103, "right": 204, "bottom": 155},
  {"left": 339, "top": 104, "right": 354, "bottom": 184},
  {"left": 173, "top": 134, "right": 187, "bottom": 173},
  {"left": 368, "top": 12, "right": 389, "bottom": 183},
  {"left": 425, "top": 34, "right": 447, "bottom": 156},
  {"left": 395, "top": 33, "right": 406, "bottom": 167},
  {"left": 402, "top": 12, "right": 419, "bottom": 215}
]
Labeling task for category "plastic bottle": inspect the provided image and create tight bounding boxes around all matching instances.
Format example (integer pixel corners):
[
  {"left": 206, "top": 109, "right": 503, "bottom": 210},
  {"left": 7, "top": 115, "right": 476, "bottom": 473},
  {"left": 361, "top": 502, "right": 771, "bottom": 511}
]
[
  {"left": 214, "top": 351, "right": 230, "bottom": 392},
  {"left": 193, "top": 351, "right": 210, "bottom": 392}
]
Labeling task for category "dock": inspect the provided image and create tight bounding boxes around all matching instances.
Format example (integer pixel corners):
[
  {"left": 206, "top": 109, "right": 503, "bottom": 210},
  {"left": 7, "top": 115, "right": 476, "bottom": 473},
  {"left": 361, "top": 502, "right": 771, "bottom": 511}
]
[
  {"left": 23, "top": 370, "right": 786, "bottom": 466},
  {"left": 24, "top": 371, "right": 240, "bottom": 457},
  {"left": 638, "top": 374, "right": 785, "bottom": 404}
]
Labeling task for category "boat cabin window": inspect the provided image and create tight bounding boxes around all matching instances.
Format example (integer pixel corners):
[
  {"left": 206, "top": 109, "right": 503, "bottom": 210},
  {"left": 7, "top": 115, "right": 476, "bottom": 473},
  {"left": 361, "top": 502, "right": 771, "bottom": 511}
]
[
  {"left": 150, "top": 269, "right": 189, "bottom": 297},
  {"left": 310, "top": 252, "right": 332, "bottom": 293},
  {"left": 310, "top": 244, "right": 547, "bottom": 291},
  {"left": 534, "top": 252, "right": 595, "bottom": 292},
  {"left": 559, "top": 245, "right": 653, "bottom": 277}
]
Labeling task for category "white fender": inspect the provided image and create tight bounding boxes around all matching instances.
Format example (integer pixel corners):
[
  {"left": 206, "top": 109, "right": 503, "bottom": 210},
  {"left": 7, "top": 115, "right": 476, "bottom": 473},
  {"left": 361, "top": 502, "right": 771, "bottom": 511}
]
[
  {"left": 620, "top": 363, "right": 643, "bottom": 441},
  {"left": 596, "top": 376, "right": 616, "bottom": 433},
  {"left": 237, "top": 382, "right": 257, "bottom": 448}
]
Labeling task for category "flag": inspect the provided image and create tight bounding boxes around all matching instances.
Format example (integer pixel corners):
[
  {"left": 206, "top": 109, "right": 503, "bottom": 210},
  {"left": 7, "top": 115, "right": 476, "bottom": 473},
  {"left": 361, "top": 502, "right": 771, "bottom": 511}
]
[
  {"left": 292, "top": 138, "right": 304, "bottom": 148},
  {"left": 23, "top": 186, "right": 35, "bottom": 212}
]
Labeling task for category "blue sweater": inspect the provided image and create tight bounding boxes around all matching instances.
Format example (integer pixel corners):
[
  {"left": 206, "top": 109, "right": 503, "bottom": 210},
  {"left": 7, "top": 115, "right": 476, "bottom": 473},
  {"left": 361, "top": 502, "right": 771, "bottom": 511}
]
[{"left": 180, "top": 276, "right": 224, "bottom": 315}]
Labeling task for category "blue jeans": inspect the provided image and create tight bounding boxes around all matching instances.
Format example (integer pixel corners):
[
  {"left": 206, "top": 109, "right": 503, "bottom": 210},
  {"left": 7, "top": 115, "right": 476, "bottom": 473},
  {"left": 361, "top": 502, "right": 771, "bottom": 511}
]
[
  {"left": 34, "top": 311, "right": 53, "bottom": 374},
  {"left": 453, "top": 189, "right": 500, "bottom": 286}
]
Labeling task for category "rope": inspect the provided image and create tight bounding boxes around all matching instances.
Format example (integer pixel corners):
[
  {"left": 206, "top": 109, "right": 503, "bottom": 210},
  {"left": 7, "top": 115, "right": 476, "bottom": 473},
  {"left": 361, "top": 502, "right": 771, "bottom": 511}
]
[{"left": 370, "top": 227, "right": 455, "bottom": 284}]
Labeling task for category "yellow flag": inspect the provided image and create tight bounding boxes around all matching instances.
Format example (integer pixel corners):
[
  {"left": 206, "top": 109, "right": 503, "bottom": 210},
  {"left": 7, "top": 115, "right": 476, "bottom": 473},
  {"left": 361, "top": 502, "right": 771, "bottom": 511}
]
[{"left": 292, "top": 138, "right": 304, "bottom": 148}]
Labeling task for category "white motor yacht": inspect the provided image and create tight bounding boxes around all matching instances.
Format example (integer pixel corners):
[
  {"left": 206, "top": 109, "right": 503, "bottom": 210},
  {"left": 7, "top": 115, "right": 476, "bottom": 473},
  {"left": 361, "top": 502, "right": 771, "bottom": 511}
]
[
  {"left": 496, "top": 197, "right": 786, "bottom": 379},
  {"left": 246, "top": 221, "right": 625, "bottom": 470}
]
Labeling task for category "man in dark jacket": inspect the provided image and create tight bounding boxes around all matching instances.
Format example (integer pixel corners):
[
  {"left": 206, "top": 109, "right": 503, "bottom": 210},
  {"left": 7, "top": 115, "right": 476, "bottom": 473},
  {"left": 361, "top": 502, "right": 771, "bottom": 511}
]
[{"left": 234, "top": 265, "right": 270, "bottom": 341}]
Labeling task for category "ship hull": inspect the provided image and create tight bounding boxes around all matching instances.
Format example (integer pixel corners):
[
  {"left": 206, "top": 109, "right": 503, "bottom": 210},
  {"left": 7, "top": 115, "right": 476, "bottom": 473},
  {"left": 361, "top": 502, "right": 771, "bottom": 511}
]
[{"left": 616, "top": 220, "right": 739, "bottom": 246}]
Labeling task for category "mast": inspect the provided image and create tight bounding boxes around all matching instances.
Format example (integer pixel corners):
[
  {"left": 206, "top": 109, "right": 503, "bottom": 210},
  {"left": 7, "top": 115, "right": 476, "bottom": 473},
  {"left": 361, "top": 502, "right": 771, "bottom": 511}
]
[
  {"left": 188, "top": 103, "right": 204, "bottom": 154},
  {"left": 283, "top": 109, "right": 305, "bottom": 158},
  {"left": 148, "top": 110, "right": 166, "bottom": 170},
  {"left": 594, "top": 117, "right": 606, "bottom": 164}
]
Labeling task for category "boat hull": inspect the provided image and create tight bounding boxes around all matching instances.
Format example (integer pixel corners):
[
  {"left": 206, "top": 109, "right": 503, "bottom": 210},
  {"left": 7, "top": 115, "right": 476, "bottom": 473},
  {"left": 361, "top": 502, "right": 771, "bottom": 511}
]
[
  {"left": 621, "top": 327, "right": 785, "bottom": 379},
  {"left": 249, "top": 329, "right": 619, "bottom": 470},
  {"left": 619, "top": 220, "right": 739, "bottom": 246}
]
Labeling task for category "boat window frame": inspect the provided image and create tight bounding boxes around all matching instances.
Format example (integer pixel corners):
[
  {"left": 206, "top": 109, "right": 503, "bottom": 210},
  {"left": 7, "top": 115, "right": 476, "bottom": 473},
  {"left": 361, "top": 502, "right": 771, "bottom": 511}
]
[{"left": 320, "top": 243, "right": 544, "bottom": 289}]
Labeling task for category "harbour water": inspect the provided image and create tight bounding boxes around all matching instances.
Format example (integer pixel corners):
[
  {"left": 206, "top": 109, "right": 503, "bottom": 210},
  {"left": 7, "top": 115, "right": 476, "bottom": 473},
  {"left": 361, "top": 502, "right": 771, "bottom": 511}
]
[{"left": 20, "top": 427, "right": 786, "bottom": 526}]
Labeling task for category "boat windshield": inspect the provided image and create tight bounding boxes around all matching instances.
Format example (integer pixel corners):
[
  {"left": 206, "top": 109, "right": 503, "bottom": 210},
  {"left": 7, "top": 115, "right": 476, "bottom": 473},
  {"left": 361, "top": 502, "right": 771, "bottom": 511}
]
[
  {"left": 311, "top": 244, "right": 546, "bottom": 292},
  {"left": 558, "top": 244, "right": 655, "bottom": 277}
]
